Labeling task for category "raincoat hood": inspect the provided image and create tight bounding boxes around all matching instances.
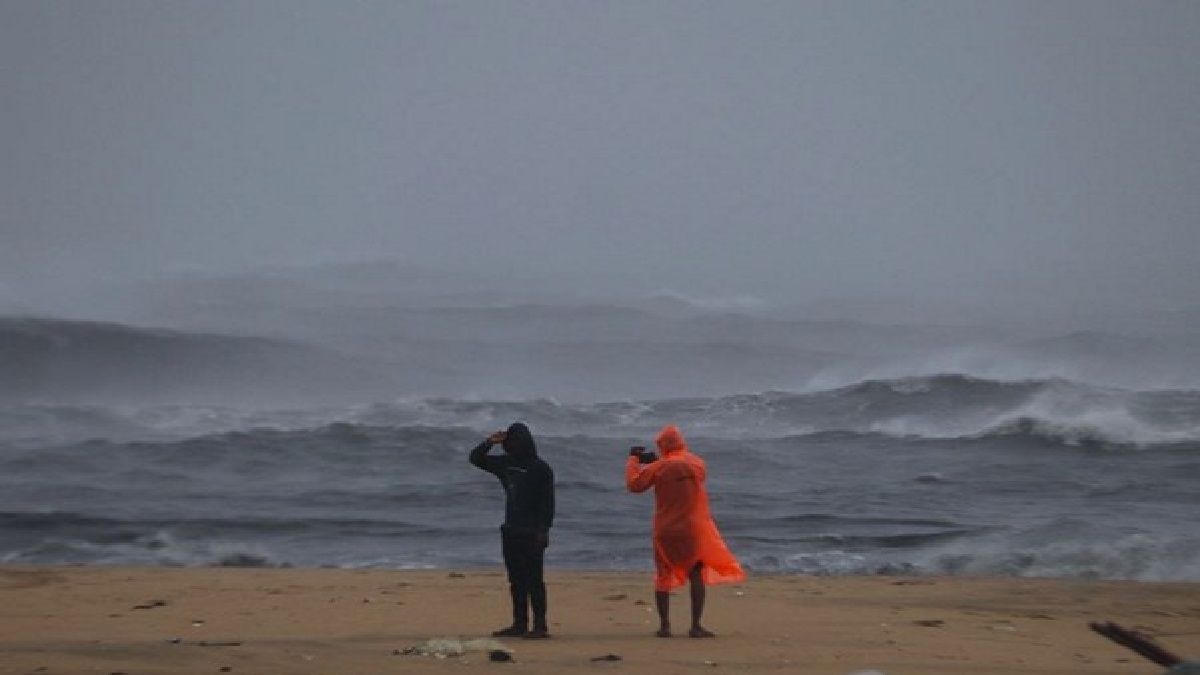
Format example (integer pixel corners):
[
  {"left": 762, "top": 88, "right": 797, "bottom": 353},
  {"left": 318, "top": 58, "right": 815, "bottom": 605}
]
[
  {"left": 655, "top": 424, "right": 689, "bottom": 458},
  {"left": 502, "top": 422, "right": 538, "bottom": 460}
]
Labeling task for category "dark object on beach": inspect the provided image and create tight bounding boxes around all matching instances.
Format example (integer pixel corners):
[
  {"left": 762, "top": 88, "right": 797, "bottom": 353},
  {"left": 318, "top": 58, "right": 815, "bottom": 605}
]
[
  {"left": 197, "top": 641, "right": 243, "bottom": 647},
  {"left": 132, "top": 600, "right": 167, "bottom": 610},
  {"left": 591, "top": 654, "right": 623, "bottom": 662},
  {"left": 1089, "top": 622, "right": 1182, "bottom": 667},
  {"left": 489, "top": 650, "right": 514, "bottom": 662}
]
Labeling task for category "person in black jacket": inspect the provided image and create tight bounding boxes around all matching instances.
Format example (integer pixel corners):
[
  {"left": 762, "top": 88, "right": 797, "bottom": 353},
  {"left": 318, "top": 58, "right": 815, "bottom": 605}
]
[{"left": 469, "top": 422, "right": 555, "bottom": 638}]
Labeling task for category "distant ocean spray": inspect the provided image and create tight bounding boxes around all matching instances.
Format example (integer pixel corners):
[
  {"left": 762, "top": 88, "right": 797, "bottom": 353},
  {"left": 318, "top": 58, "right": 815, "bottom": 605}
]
[{"left": 3, "top": 374, "right": 1198, "bottom": 581}]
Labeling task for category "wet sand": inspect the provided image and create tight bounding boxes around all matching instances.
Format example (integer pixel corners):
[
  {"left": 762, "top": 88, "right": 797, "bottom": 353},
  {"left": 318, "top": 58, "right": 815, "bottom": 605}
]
[{"left": 1, "top": 567, "right": 1196, "bottom": 675}]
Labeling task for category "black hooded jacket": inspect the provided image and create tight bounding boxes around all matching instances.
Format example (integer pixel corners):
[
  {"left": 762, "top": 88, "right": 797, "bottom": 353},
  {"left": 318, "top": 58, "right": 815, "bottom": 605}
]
[{"left": 469, "top": 422, "right": 555, "bottom": 536}]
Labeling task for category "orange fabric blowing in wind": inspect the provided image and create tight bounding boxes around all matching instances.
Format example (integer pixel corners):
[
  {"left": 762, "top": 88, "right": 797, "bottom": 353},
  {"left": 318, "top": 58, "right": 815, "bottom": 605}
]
[{"left": 626, "top": 424, "right": 746, "bottom": 591}]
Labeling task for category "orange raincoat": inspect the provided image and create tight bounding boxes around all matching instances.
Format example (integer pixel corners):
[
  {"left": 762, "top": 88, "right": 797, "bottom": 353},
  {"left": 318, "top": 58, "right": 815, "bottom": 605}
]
[{"left": 626, "top": 425, "right": 746, "bottom": 591}]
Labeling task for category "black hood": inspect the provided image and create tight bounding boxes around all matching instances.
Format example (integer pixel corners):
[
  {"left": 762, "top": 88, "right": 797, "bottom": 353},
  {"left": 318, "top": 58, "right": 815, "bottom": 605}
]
[{"left": 502, "top": 422, "right": 537, "bottom": 459}]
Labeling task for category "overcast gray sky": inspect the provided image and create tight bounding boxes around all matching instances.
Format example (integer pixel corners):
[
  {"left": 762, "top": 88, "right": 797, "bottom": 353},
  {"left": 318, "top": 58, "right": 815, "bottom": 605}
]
[{"left": 2, "top": 1, "right": 1198, "bottom": 313}]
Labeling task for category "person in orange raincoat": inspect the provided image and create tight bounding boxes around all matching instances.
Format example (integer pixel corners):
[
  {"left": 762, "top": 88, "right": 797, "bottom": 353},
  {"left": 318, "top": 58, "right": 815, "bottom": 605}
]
[{"left": 626, "top": 424, "right": 745, "bottom": 638}]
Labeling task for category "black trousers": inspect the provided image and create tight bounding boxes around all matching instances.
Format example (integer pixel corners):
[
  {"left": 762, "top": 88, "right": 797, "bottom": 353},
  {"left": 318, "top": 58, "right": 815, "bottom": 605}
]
[{"left": 501, "top": 528, "right": 547, "bottom": 629}]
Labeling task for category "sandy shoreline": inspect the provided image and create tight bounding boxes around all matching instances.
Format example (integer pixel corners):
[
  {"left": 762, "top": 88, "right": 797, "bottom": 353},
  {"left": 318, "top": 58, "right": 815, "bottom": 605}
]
[{"left": 0, "top": 567, "right": 1196, "bottom": 675}]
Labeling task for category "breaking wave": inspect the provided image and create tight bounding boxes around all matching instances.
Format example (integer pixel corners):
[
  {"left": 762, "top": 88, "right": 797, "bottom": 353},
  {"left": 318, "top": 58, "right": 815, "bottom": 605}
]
[{"left": 2, "top": 374, "right": 1197, "bottom": 451}]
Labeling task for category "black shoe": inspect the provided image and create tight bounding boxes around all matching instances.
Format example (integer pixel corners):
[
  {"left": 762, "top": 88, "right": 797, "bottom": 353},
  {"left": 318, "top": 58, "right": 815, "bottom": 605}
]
[
  {"left": 492, "top": 625, "right": 528, "bottom": 637},
  {"left": 523, "top": 627, "right": 551, "bottom": 639}
]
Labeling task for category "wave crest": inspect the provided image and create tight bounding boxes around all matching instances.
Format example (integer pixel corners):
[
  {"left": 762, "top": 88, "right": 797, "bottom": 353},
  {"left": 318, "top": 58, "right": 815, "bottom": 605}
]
[{"left": 3, "top": 374, "right": 1198, "bottom": 451}]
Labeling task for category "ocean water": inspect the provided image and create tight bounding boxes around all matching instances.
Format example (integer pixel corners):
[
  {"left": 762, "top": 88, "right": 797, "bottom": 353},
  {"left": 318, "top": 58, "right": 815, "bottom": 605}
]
[{"left": 3, "top": 374, "right": 1197, "bottom": 580}]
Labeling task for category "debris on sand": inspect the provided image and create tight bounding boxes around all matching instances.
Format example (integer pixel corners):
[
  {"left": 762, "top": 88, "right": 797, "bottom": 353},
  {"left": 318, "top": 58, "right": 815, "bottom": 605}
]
[{"left": 398, "top": 637, "right": 512, "bottom": 660}]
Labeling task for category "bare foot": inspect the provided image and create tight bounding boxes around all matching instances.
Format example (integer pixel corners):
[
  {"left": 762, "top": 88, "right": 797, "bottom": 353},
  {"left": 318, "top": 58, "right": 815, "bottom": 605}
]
[
  {"left": 689, "top": 627, "right": 715, "bottom": 638},
  {"left": 656, "top": 628, "right": 672, "bottom": 638}
]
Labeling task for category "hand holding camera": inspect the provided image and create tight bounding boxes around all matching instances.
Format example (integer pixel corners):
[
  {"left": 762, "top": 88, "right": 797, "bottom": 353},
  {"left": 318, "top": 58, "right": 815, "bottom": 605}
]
[{"left": 629, "top": 445, "right": 658, "bottom": 464}]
